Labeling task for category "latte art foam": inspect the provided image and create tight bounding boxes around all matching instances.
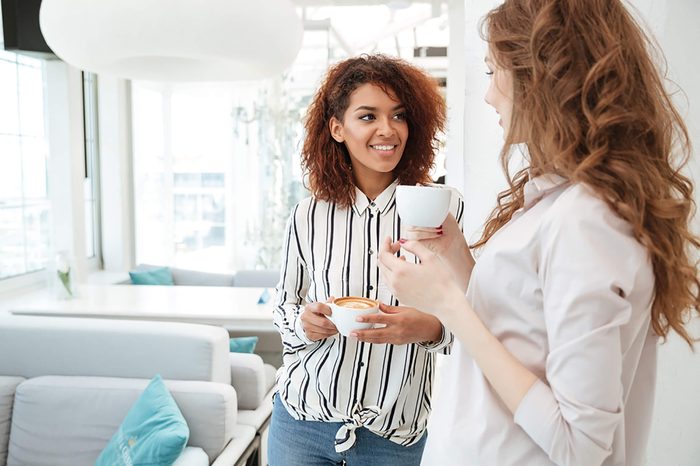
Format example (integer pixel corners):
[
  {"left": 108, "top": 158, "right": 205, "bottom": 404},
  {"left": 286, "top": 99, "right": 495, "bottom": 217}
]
[
  {"left": 335, "top": 297, "right": 377, "bottom": 310},
  {"left": 340, "top": 301, "right": 373, "bottom": 309}
]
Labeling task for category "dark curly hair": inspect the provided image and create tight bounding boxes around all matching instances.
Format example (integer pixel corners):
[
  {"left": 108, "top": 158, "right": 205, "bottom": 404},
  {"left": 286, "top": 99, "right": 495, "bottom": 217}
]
[
  {"left": 301, "top": 54, "right": 446, "bottom": 207},
  {"left": 476, "top": 0, "right": 699, "bottom": 346}
]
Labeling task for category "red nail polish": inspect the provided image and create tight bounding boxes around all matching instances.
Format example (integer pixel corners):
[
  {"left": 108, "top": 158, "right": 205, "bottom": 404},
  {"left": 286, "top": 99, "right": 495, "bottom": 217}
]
[
  {"left": 399, "top": 239, "right": 407, "bottom": 244},
  {"left": 438, "top": 231, "right": 443, "bottom": 235}
]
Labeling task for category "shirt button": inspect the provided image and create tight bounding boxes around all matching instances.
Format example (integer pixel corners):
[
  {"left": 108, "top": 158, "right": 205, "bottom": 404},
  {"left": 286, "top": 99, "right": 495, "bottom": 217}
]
[
  {"left": 368, "top": 249, "right": 374, "bottom": 255},
  {"left": 368, "top": 285, "right": 374, "bottom": 291},
  {"left": 359, "top": 362, "right": 365, "bottom": 367},
  {"left": 370, "top": 201, "right": 376, "bottom": 207}
]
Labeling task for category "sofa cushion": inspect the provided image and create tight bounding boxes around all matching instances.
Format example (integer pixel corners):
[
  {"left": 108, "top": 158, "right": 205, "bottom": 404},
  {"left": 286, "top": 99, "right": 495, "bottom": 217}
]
[
  {"left": 229, "top": 336, "right": 258, "bottom": 353},
  {"left": 7, "top": 376, "right": 237, "bottom": 466},
  {"left": 0, "top": 376, "right": 24, "bottom": 466},
  {"left": 95, "top": 375, "right": 189, "bottom": 466},
  {"left": 129, "top": 266, "right": 175, "bottom": 285}
]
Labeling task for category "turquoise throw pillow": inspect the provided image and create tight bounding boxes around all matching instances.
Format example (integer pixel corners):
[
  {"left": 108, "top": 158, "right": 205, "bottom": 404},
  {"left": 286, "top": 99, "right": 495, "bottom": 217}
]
[
  {"left": 95, "top": 375, "right": 189, "bottom": 466},
  {"left": 129, "top": 267, "right": 175, "bottom": 286},
  {"left": 229, "top": 336, "right": 258, "bottom": 353}
]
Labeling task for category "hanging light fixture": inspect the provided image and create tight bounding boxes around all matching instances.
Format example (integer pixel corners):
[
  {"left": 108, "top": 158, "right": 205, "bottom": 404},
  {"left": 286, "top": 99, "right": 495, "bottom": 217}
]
[{"left": 39, "top": 0, "right": 303, "bottom": 81}]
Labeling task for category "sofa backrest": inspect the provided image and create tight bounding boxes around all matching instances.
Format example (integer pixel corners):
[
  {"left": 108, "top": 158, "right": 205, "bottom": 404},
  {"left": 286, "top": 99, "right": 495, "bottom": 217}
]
[
  {"left": 7, "top": 376, "right": 236, "bottom": 465},
  {"left": 133, "top": 264, "right": 279, "bottom": 287},
  {"left": 232, "top": 269, "right": 279, "bottom": 288},
  {"left": 135, "top": 263, "right": 236, "bottom": 286},
  {"left": 0, "top": 315, "right": 231, "bottom": 384},
  {"left": 0, "top": 376, "right": 24, "bottom": 466}
]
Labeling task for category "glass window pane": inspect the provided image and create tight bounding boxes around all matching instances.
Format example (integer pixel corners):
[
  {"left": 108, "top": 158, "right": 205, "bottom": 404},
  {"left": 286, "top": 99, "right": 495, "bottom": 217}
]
[
  {"left": 0, "top": 59, "right": 19, "bottom": 135},
  {"left": 0, "top": 135, "right": 23, "bottom": 202},
  {"left": 0, "top": 207, "right": 25, "bottom": 278},
  {"left": 24, "top": 202, "right": 50, "bottom": 271},
  {"left": 17, "top": 63, "right": 45, "bottom": 138},
  {"left": 0, "top": 52, "right": 50, "bottom": 280},
  {"left": 83, "top": 72, "right": 100, "bottom": 260},
  {"left": 21, "top": 137, "right": 49, "bottom": 200}
]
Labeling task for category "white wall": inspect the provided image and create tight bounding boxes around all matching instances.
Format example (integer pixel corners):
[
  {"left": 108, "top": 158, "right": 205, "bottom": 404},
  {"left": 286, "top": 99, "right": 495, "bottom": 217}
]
[
  {"left": 452, "top": 1, "right": 700, "bottom": 465},
  {"left": 629, "top": 1, "right": 700, "bottom": 465}
]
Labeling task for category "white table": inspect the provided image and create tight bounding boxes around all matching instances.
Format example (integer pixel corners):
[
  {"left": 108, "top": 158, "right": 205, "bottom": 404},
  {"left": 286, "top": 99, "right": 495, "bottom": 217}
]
[{"left": 8, "top": 284, "right": 275, "bottom": 332}]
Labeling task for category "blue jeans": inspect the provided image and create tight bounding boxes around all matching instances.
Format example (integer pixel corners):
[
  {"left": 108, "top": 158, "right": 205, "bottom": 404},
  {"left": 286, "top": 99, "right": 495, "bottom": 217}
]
[{"left": 268, "top": 394, "right": 427, "bottom": 466}]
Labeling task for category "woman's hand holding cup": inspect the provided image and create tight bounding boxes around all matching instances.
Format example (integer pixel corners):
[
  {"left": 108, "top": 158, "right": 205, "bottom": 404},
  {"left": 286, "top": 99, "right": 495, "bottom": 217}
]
[{"left": 300, "top": 298, "right": 339, "bottom": 341}]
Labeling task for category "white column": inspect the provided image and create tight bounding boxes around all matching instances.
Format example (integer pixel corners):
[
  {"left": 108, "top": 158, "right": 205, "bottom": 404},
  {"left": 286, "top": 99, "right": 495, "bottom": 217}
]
[
  {"left": 97, "top": 76, "right": 135, "bottom": 271},
  {"left": 445, "top": 0, "right": 466, "bottom": 192},
  {"left": 45, "top": 61, "right": 87, "bottom": 282},
  {"left": 458, "top": 0, "right": 503, "bottom": 242}
]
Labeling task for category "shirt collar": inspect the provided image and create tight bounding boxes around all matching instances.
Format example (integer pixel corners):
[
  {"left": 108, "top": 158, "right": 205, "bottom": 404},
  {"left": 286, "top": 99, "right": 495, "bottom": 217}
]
[
  {"left": 523, "top": 173, "right": 568, "bottom": 209},
  {"left": 352, "top": 179, "right": 399, "bottom": 216}
]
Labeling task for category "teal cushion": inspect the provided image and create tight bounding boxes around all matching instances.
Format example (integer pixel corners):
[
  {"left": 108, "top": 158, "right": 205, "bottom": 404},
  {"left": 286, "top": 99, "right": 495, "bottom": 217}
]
[
  {"left": 129, "top": 267, "right": 175, "bottom": 286},
  {"left": 95, "top": 375, "right": 189, "bottom": 466},
  {"left": 229, "top": 336, "right": 258, "bottom": 353}
]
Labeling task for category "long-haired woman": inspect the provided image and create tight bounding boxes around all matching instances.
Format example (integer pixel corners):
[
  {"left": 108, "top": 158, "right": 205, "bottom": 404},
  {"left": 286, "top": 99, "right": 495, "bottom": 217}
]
[{"left": 379, "top": 1, "right": 699, "bottom": 464}]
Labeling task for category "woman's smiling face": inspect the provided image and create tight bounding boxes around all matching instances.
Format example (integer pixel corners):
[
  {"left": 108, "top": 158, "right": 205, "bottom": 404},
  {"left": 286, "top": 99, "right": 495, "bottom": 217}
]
[{"left": 329, "top": 83, "right": 409, "bottom": 184}]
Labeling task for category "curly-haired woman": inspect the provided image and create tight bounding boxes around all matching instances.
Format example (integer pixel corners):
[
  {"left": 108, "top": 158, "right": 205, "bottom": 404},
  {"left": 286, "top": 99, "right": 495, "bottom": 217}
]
[
  {"left": 378, "top": 1, "right": 699, "bottom": 465},
  {"left": 268, "top": 55, "right": 465, "bottom": 466}
]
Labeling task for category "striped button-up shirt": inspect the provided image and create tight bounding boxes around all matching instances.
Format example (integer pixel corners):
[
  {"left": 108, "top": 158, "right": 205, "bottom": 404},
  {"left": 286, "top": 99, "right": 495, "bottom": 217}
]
[{"left": 273, "top": 180, "right": 464, "bottom": 451}]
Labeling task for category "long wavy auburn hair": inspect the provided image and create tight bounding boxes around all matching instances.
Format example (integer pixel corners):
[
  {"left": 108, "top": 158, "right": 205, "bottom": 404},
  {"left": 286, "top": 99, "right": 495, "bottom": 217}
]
[
  {"left": 301, "top": 54, "right": 446, "bottom": 207},
  {"left": 476, "top": 0, "right": 699, "bottom": 346}
]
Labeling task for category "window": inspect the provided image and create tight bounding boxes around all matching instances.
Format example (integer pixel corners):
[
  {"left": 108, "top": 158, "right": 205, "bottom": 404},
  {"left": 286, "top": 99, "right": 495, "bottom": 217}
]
[
  {"left": 131, "top": 3, "right": 448, "bottom": 273},
  {"left": 0, "top": 51, "right": 50, "bottom": 280},
  {"left": 131, "top": 81, "right": 306, "bottom": 272},
  {"left": 82, "top": 72, "right": 101, "bottom": 263}
]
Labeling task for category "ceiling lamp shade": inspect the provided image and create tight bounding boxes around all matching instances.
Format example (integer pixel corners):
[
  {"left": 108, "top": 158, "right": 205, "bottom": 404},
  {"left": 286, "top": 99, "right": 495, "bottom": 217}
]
[{"left": 38, "top": 0, "right": 303, "bottom": 81}]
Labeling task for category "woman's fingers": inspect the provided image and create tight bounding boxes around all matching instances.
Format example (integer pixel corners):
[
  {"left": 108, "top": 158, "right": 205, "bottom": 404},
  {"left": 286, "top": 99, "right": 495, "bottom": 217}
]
[
  {"left": 395, "top": 239, "right": 435, "bottom": 263},
  {"left": 379, "top": 237, "right": 401, "bottom": 272},
  {"left": 305, "top": 321, "right": 337, "bottom": 335},
  {"left": 402, "top": 226, "right": 443, "bottom": 241}
]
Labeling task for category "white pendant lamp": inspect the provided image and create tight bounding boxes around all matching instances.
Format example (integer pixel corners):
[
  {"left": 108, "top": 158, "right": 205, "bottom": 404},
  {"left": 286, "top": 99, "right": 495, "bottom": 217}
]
[{"left": 39, "top": 0, "right": 303, "bottom": 81}]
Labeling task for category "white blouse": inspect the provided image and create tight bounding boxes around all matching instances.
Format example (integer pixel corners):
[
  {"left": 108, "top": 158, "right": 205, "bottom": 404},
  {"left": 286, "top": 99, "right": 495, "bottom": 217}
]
[{"left": 423, "top": 174, "right": 657, "bottom": 466}]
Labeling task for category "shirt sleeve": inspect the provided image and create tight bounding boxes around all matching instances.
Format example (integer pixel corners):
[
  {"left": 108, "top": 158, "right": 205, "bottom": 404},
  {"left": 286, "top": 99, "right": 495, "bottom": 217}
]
[
  {"left": 273, "top": 203, "right": 313, "bottom": 351},
  {"left": 419, "top": 187, "right": 465, "bottom": 355},
  {"left": 514, "top": 188, "right": 650, "bottom": 466},
  {"left": 417, "top": 325, "right": 454, "bottom": 353}
]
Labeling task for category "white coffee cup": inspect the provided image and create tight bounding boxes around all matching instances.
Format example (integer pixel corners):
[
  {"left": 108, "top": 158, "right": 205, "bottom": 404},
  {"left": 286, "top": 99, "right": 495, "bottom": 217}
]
[
  {"left": 328, "top": 297, "right": 380, "bottom": 337},
  {"left": 395, "top": 185, "right": 451, "bottom": 228}
]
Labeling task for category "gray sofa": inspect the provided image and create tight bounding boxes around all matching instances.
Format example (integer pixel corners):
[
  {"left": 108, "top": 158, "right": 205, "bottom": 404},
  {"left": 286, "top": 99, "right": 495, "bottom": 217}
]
[
  {"left": 0, "top": 315, "right": 276, "bottom": 466},
  {"left": 125, "top": 264, "right": 284, "bottom": 369},
  {"left": 128, "top": 265, "right": 279, "bottom": 288}
]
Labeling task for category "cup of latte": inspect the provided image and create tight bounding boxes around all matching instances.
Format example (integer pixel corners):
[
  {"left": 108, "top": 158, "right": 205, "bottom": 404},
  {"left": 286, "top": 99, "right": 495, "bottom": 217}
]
[
  {"left": 328, "top": 297, "right": 380, "bottom": 337},
  {"left": 395, "top": 185, "right": 451, "bottom": 228}
]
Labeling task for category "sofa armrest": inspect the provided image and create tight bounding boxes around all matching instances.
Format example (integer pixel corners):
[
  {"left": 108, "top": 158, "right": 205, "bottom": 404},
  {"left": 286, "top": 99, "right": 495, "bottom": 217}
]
[
  {"left": 229, "top": 353, "right": 276, "bottom": 410},
  {"left": 172, "top": 447, "right": 210, "bottom": 466}
]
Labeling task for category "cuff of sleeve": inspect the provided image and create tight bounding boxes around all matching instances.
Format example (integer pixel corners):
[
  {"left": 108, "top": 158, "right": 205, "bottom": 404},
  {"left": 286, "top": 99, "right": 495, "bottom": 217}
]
[
  {"left": 293, "top": 312, "right": 314, "bottom": 346},
  {"left": 417, "top": 325, "right": 453, "bottom": 353},
  {"left": 513, "top": 378, "right": 558, "bottom": 453}
]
